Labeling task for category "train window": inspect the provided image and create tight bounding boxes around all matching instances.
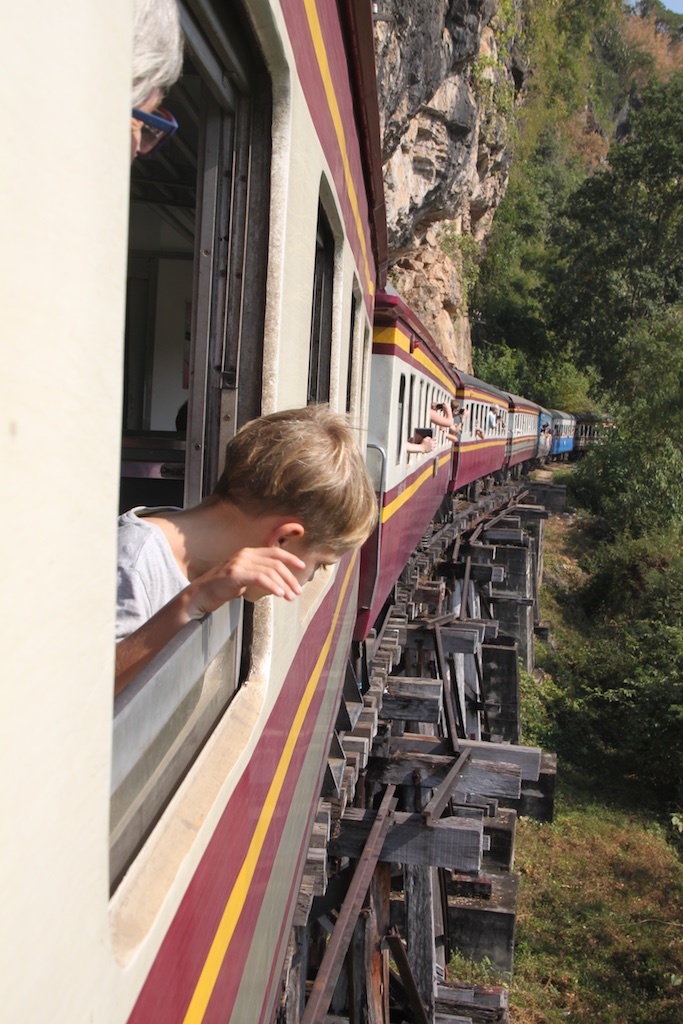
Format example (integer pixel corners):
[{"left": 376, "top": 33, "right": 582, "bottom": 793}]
[
  {"left": 397, "top": 374, "right": 406, "bottom": 464},
  {"left": 360, "top": 323, "right": 371, "bottom": 430},
  {"left": 407, "top": 374, "right": 415, "bottom": 447},
  {"left": 346, "top": 291, "right": 357, "bottom": 415},
  {"left": 112, "top": 0, "right": 272, "bottom": 891},
  {"left": 308, "top": 206, "right": 335, "bottom": 404}
]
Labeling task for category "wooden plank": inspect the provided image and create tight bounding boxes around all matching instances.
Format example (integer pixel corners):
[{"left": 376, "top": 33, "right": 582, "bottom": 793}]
[
  {"left": 423, "top": 750, "right": 472, "bottom": 825},
  {"left": 483, "top": 528, "right": 526, "bottom": 544},
  {"left": 434, "top": 623, "right": 462, "bottom": 746},
  {"left": 385, "top": 739, "right": 539, "bottom": 782},
  {"left": 329, "top": 810, "right": 483, "bottom": 872},
  {"left": 406, "top": 865, "right": 436, "bottom": 1020},
  {"left": 453, "top": 760, "right": 521, "bottom": 801},
  {"left": 404, "top": 624, "right": 481, "bottom": 655},
  {"left": 379, "top": 679, "right": 443, "bottom": 724},
  {"left": 366, "top": 752, "right": 461, "bottom": 788}
]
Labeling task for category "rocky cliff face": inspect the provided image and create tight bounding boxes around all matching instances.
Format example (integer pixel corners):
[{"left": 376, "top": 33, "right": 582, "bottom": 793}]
[{"left": 374, "top": 0, "right": 526, "bottom": 369}]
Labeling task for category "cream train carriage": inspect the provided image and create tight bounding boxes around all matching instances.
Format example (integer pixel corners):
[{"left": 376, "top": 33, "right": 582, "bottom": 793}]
[{"left": 3, "top": 1, "right": 385, "bottom": 1022}]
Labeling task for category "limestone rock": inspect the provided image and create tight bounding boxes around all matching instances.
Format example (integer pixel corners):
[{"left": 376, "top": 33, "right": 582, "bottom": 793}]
[{"left": 375, "top": 0, "right": 527, "bottom": 369}]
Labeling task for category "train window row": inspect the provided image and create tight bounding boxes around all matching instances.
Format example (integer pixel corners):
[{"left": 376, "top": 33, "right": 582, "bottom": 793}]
[
  {"left": 395, "top": 372, "right": 454, "bottom": 463},
  {"left": 514, "top": 412, "right": 536, "bottom": 437},
  {"left": 464, "top": 400, "right": 506, "bottom": 440}
]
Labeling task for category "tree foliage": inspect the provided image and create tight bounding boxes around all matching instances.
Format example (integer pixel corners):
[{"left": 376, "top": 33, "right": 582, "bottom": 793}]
[
  {"left": 472, "top": 4, "right": 683, "bottom": 809},
  {"left": 552, "top": 73, "right": 683, "bottom": 378},
  {"left": 543, "top": 531, "right": 683, "bottom": 806}
]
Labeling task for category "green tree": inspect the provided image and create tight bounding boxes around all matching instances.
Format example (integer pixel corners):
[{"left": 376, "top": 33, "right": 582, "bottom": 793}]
[{"left": 551, "top": 73, "right": 683, "bottom": 380}]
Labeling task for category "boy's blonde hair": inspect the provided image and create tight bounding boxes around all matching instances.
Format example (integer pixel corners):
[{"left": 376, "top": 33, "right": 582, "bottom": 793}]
[{"left": 214, "top": 406, "right": 378, "bottom": 551}]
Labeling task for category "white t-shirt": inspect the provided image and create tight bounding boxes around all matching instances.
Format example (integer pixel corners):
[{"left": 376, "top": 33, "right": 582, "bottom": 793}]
[{"left": 116, "top": 508, "right": 189, "bottom": 641}]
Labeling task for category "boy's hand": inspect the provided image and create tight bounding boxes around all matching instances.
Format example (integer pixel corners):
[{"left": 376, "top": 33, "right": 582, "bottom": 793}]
[
  {"left": 184, "top": 547, "right": 307, "bottom": 618},
  {"left": 115, "top": 548, "right": 307, "bottom": 696}
]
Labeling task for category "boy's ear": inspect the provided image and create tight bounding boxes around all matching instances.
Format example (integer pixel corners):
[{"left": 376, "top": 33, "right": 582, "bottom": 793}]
[{"left": 269, "top": 521, "right": 305, "bottom": 547}]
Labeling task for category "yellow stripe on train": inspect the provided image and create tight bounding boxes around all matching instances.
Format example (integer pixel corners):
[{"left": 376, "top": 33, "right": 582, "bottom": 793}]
[
  {"left": 382, "top": 452, "right": 452, "bottom": 523},
  {"left": 373, "top": 327, "right": 455, "bottom": 393},
  {"left": 182, "top": 551, "right": 358, "bottom": 1023}
]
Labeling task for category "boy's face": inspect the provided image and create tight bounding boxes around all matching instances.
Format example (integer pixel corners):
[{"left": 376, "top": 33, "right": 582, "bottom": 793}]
[
  {"left": 274, "top": 532, "right": 342, "bottom": 589},
  {"left": 284, "top": 537, "right": 342, "bottom": 587}
]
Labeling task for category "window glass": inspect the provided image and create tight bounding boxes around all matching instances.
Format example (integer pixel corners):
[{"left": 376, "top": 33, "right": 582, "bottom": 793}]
[
  {"left": 308, "top": 206, "right": 335, "bottom": 404},
  {"left": 397, "top": 374, "right": 405, "bottom": 464},
  {"left": 346, "top": 291, "right": 358, "bottom": 415}
]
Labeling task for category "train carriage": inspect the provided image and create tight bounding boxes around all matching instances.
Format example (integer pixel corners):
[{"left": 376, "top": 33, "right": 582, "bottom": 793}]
[
  {"left": 502, "top": 392, "right": 542, "bottom": 476},
  {"left": 355, "top": 289, "right": 456, "bottom": 641},
  {"left": 537, "top": 407, "right": 554, "bottom": 464},
  {"left": 448, "top": 372, "right": 509, "bottom": 495},
  {"left": 549, "top": 409, "right": 577, "bottom": 460},
  {"left": 574, "top": 412, "right": 613, "bottom": 456},
  {"left": 4, "top": 0, "right": 583, "bottom": 1021},
  {"left": 4, "top": 2, "right": 387, "bottom": 1023}
]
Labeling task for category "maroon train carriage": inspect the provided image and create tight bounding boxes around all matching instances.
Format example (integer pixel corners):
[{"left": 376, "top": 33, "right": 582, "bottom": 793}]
[
  {"left": 502, "top": 392, "right": 542, "bottom": 478},
  {"left": 448, "top": 371, "right": 509, "bottom": 496},
  {"left": 355, "top": 290, "right": 458, "bottom": 640}
]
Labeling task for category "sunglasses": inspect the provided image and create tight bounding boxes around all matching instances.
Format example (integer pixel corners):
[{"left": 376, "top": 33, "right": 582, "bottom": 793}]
[{"left": 132, "top": 106, "right": 178, "bottom": 158}]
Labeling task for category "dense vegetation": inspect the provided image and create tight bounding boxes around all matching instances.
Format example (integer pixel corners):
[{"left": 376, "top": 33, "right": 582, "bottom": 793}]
[
  {"left": 468, "top": 4, "right": 683, "bottom": 1019},
  {"left": 471, "top": 0, "right": 683, "bottom": 806}
]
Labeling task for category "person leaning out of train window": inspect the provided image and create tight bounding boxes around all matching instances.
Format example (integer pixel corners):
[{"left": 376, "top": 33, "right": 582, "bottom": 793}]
[
  {"left": 486, "top": 406, "right": 497, "bottom": 431},
  {"left": 446, "top": 405, "right": 468, "bottom": 443},
  {"left": 428, "top": 402, "right": 454, "bottom": 429},
  {"left": 406, "top": 428, "right": 436, "bottom": 454},
  {"left": 130, "top": 0, "right": 184, "bottom": 162},
  {"left": 115, "top": 406, "right": 378, "bottom": 694}
]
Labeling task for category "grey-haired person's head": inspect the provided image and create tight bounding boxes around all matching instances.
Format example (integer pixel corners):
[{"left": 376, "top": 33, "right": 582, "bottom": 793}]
[{"left": 132, "top": 0, "right": 184, "bottom": 107}]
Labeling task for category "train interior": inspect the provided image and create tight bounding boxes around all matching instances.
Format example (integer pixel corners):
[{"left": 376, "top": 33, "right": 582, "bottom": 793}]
[{"left": 121, "top": 62, "right": 198, "bottom": 513}]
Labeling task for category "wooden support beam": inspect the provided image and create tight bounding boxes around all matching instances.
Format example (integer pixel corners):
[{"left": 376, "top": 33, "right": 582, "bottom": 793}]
[
  {"left": 404, "top": 624, "right": 481, "bottom": 655},
  {"left": 300, "top": 786, "right": 397, "bottom": 1024},
  {"left": 385, "top": 929, "right": 430, "bottom": 1024},
  {"left": 379, "top": 679, "right": 443, "bottom": 724},
  {"left": 452, "top": 759, "right": 521, "bottom": 802},
  {"left": 390, "top": 735, "right": 541, "bottom": 781},
  {"left": 406, "top": 866, "right": 436, "bottom": 1021},
  {"left": 422, "top": 750, "right": 472, "bottom": 825},
  {"left": 366, "top": 752, "right": 462, "bottom": 788},
  {"left": 458, "top": 556, "right": 473, "bottom": 620},
  {"left": 434, "top": 624, "right": 463, "bottom": 747},
  {"left": 329, "top": 810, "right": 483, "bottom": 872}
]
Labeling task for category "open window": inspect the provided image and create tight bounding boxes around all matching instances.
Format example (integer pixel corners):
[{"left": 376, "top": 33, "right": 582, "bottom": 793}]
[{"left": 112, "top": 0, "right": 272, "bottom": 891}]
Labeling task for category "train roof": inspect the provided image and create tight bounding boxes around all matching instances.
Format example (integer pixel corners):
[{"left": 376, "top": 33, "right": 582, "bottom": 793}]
[
  {"left": 374, "top": 288, "right": 459, "bottom": 383},
  {"left": 498, "top": 390, "right": 542, "bottom": 412},
  {"left": 455, "top": 370, "right": 511, "bottom": 405},
  {"left": 343, "top": 0, "right": 388, "bottom": 288}
]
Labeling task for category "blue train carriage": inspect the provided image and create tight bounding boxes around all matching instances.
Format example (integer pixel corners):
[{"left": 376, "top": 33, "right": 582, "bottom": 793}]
[
  {"left": 549, "top": 409, "right": 577, "bottom": 460},
  {"left": 573, "top": 411, "right": 613, "bottom": 456}
]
